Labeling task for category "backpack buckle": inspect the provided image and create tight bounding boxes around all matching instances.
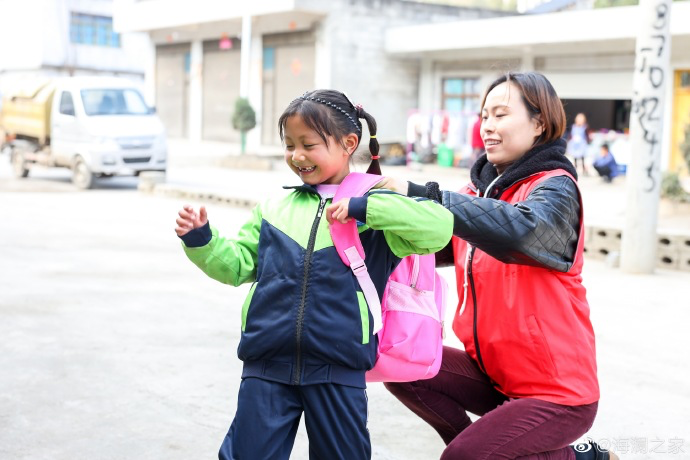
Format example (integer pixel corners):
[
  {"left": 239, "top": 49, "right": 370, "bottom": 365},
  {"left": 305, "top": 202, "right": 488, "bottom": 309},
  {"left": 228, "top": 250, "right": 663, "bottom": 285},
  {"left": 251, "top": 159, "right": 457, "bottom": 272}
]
[{"left": 351, "top": 259, "right": 367, "bottom": 276}]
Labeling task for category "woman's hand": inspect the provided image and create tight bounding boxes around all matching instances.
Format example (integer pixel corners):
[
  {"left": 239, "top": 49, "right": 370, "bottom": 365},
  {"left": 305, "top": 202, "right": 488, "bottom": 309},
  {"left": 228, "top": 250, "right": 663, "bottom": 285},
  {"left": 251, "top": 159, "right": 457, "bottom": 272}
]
[
  {"left": 175, "top": 205, "right": 208, "bottom": 236},
  {"left": 373, "top": 177, "right": 409, "bottom": 195},
  {"left": 326, "top": 198, "right": 352, "bottom": 224}
]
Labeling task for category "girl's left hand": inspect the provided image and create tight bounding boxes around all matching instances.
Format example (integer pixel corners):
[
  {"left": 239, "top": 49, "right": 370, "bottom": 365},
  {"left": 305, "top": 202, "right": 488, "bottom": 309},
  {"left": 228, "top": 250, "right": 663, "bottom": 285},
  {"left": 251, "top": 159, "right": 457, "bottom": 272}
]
[{"left": 326, "top": 198, "right": 352, "bottom": 224}]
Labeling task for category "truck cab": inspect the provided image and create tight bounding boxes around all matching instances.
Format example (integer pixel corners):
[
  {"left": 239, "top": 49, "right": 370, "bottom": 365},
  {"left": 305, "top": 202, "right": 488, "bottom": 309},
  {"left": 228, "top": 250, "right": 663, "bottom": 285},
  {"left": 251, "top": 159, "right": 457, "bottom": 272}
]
[{"left": 2, "top": 76, "right": 167, "bottom": 189}]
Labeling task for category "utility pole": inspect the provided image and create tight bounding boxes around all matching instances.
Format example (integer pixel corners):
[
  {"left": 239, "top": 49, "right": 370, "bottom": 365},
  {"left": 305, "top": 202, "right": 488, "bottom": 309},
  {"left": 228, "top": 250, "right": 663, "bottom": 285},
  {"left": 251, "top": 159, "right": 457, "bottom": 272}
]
[{"left": 620, "top": 0, "right": 672, "bottom": 274}]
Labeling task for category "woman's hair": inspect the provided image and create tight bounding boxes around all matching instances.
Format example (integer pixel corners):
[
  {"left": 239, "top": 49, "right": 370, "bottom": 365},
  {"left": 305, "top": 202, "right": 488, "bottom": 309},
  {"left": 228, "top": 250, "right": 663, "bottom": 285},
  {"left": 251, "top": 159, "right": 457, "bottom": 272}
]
[
  {"left": 480, "top": 72, "right": 566, "bottom": 146},
  {"left": 278, "top": 89, "right": 381, "bottom": 175}
]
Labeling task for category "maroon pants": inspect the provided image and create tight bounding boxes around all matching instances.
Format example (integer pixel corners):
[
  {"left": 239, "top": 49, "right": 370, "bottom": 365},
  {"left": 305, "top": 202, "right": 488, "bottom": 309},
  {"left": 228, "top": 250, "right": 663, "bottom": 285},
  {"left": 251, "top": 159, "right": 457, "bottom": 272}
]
[{"left": 384, "top": 347, "right": 597, "bottom": 460}]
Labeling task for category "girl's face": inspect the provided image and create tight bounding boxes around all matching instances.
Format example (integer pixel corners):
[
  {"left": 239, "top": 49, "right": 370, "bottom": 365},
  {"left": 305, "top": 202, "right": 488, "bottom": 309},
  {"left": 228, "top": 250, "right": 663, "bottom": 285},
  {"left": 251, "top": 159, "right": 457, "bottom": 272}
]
[
  {"left": 481, "top": 82, "right": 543, "bottom": 174},
  {"left": 283, "top": 115, "right": 357, "bottom": 185}
]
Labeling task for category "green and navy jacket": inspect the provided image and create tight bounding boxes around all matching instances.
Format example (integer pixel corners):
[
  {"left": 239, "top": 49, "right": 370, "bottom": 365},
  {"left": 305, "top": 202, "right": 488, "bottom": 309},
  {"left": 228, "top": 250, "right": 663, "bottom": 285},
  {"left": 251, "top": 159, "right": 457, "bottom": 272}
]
[{"left": 180, "top": 181, "right": 453, "bottom": 388}]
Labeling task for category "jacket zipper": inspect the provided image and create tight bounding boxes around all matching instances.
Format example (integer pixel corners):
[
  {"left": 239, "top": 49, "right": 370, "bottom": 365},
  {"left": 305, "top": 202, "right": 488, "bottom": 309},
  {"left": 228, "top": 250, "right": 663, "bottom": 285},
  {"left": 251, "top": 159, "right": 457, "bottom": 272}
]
[{"left": 293, "top": 196, "right": 328, "bottom": 385}]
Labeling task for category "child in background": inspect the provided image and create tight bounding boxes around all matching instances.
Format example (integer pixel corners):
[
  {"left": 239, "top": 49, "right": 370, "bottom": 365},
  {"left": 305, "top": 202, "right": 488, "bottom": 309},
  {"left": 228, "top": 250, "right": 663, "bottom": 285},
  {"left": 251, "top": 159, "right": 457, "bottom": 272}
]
[
  {"left": 174, "top": 89, "right": 453, "bottom": 460},
  {"left": 592, "top": 143, "right": 619, "bottom": 183}
]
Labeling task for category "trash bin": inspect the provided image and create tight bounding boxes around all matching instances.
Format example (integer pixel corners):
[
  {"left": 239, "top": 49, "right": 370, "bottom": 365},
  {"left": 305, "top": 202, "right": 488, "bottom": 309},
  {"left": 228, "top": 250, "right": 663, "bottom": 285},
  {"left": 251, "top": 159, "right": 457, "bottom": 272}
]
[{"left": 437, "top": 143, "right": 454, "bottom": 167}]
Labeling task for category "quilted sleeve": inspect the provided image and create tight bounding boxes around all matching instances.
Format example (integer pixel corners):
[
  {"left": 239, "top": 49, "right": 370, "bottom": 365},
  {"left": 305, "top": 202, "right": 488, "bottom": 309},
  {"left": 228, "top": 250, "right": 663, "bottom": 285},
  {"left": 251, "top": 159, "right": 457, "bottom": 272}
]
[{"left": 441, "top": 176, "right": 581, "bottom": 272}]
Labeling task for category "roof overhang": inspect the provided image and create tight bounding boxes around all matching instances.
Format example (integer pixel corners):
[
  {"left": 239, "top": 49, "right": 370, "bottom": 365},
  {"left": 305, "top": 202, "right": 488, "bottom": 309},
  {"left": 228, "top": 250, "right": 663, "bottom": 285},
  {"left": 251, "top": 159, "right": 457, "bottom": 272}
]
[
  {"left": 113, "top": 0, "right": 327, "bottom": 38},
  {"left": 385, "top": 3, "right": 690, "bottom": 62}
]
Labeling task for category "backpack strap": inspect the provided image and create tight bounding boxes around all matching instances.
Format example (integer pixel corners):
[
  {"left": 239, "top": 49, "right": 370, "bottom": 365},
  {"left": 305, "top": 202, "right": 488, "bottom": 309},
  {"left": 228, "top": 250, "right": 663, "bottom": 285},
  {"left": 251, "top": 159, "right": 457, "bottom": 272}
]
[{"left": 330, "top": 172, "right": 385, "bottom": 334}]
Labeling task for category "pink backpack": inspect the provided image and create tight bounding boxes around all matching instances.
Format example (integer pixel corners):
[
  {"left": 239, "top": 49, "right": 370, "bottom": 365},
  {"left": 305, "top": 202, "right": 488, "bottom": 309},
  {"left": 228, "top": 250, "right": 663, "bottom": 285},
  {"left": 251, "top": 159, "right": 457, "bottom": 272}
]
[{"left": 330, "top": 172, "right": 447, "bottom": 383}]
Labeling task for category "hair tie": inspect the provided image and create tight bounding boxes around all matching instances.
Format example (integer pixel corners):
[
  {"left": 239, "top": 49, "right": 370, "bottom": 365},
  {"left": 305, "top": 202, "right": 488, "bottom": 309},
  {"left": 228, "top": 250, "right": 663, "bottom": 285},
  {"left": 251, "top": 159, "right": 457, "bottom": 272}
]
[
  {"left": 370, "top": 135, "right": 376, "bottom": 139},
  {"left": 371, "top": 155, "right": 380, "bottom": 160}
]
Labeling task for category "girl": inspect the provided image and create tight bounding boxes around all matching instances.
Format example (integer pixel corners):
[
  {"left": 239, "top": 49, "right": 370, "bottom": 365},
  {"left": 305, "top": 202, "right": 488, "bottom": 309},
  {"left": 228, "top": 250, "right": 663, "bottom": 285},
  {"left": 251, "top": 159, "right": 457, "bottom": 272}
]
[
  {"left": 174, "top": 89, "right": 453, "bottom": 460},
  {"left": 378, "top": 73, "right": 618, "bottom": 460},
  {"left": 568, "top": 112, "right": 591, "bottom": 175}
]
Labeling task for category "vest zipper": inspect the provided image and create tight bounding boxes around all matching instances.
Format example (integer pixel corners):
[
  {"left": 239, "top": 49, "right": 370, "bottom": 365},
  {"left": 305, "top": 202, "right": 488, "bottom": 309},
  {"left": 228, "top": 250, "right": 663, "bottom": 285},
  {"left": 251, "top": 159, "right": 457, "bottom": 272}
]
[
  {"left": 293, "top": 196, "right": 328, "bottom": 385},
  {"left": 467, "top": 246, "right": 487, "bottom": 374},
  {"left": 467, "top": 175, "right": 501, "bottom": 375}
]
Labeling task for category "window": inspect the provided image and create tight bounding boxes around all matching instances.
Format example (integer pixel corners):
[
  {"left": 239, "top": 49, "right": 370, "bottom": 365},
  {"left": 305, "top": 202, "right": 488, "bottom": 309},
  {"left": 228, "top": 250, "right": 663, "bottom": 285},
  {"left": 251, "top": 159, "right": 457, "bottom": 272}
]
[
  {"left": 442, "top": 78, "right": 481, "bottom": 114},
  {"left": 80, "top": 89, "right": 149, "bottom": 116},
  {"left": 59, "top": 92, "right": 75, "bottom": 116},
  {"left": 263, "top": 47, "right": 275, "bottom": 71},
  {"left": 681, "top": 71, "right": 690, "bottom": 88},
  {"left": 70, "top": 13, "right": 120, "bottom": 47}
]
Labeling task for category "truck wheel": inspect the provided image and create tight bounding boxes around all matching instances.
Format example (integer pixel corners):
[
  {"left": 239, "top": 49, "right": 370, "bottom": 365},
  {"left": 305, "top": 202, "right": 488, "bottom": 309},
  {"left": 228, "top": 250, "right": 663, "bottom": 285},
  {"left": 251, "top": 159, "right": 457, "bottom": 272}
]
[
  {"left": 11, "top": 150, "right": 30, "bottom": 178},
  {"left": 72, "top": 156, "right": 94, "bottom": 189}
]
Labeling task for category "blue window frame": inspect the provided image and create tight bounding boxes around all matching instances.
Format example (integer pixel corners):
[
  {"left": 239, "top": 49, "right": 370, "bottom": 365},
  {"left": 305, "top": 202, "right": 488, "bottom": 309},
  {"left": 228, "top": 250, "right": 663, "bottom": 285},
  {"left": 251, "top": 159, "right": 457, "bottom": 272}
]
[
  {"left": 442, "top": 77, "right": 480, "bottom": 114},
  {"left": 70, "top": 13, "right": 120, "bottom": 47},
  {"left": 263, "top": 47, "right": 275, "bottom": 71}
]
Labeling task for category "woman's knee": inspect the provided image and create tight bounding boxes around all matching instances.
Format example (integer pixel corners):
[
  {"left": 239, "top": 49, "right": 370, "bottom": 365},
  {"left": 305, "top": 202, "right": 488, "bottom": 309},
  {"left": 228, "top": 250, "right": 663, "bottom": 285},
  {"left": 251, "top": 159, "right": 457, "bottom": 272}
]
[{"left": 440, "top": 443, "right": 474, "bottom": 460}]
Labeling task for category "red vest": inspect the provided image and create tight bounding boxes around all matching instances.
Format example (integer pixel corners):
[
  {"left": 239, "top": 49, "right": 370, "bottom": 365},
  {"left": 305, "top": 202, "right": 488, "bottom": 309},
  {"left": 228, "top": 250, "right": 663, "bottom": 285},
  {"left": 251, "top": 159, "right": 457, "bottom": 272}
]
[{"left": 452, "top": 169, "right": 599, "bottom": 406}]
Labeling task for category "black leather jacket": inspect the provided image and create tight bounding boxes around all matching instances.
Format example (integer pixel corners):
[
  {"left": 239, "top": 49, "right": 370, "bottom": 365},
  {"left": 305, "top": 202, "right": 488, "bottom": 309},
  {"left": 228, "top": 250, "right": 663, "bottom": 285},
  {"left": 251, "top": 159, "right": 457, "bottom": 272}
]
[{"left": 409, "top": 139, "right": 581, "bottom": 272}]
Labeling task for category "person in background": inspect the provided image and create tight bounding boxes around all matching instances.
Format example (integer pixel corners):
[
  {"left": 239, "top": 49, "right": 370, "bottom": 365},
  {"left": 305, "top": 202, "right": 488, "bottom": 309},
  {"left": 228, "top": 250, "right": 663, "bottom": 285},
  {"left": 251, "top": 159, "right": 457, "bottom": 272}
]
[
  {"left": 592, "top": 143, "right": 619, "bottom": 183},
  {"left": 568, "top": 112, "right": 590, "bottom": 175},
  {"left": 470, "top": 112, "right": 484, "bottom": 167}
]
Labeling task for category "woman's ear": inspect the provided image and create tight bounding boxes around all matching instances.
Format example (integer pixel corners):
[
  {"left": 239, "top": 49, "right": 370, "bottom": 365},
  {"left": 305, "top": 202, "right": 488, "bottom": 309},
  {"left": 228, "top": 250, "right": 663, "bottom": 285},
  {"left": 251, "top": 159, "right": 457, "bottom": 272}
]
[
  {"left": 533, "top": 116, "right": 545, "bottom": 137},
  {"left": 343, "top": 132, "right": 360, "bottom": 155}
]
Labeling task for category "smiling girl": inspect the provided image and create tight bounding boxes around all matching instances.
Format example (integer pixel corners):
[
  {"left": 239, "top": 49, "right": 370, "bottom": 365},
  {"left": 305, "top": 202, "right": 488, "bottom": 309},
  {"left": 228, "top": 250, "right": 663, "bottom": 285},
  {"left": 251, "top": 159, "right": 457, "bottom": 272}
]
[
  {"left": 379, "top": 72, "right": 617, "bottom": 460},
  {"left": 174, "top": 89, "right": 452, "bottom": 460}
]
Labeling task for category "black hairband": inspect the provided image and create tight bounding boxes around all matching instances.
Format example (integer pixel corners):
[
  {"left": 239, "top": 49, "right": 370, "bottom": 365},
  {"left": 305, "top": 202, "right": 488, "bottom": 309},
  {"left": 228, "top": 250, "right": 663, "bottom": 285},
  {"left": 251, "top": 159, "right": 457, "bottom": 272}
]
[{"left": 299, "top": 95, "right": 362, "bottom": 133}]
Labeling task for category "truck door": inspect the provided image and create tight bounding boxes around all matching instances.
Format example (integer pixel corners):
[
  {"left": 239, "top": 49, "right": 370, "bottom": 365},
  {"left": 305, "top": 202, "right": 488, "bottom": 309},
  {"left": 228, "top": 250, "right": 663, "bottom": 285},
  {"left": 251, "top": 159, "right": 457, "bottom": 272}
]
[{"left": 51, "top": 90, "right": 80, "bottom": 165}]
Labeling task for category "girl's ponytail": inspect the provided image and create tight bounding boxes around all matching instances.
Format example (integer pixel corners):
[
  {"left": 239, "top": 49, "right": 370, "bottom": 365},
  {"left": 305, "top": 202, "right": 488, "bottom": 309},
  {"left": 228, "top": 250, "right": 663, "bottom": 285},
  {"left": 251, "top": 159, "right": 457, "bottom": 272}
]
[{"left": 356, "top": 105, "right": 381, "bottom": 175}]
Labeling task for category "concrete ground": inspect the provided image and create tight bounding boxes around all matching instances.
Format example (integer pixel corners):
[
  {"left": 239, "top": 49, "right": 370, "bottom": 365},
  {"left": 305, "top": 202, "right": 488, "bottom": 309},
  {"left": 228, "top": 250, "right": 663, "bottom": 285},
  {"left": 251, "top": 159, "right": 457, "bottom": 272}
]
[{"left": 1, "top": 141, "right": 689, "bottom": 459}]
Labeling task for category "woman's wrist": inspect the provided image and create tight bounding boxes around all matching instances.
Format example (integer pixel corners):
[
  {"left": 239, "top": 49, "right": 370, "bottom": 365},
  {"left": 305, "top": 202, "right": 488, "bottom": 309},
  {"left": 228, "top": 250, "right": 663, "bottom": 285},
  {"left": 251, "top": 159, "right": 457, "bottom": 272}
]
[
  {"left": 408, "top": 181, "right": 442, "bottom": 203},
  {"left": 407, "top": 182, "right": 426, "bottom": 198}
]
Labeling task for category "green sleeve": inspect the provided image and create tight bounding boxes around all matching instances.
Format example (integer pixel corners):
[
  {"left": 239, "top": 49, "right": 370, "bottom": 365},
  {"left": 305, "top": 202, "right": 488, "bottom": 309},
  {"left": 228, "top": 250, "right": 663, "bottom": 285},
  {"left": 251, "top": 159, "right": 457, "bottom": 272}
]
[
  {"left": 364, "top": 190, "right": 453, "bottom": 258},
  {"left": 182, "top": 204, "right": 261, "bottom": 286}
]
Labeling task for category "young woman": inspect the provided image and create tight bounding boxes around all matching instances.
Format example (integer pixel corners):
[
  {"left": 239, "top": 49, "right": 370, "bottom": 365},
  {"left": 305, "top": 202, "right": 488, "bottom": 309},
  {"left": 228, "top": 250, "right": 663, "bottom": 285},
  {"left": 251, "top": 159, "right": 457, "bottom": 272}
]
[{"left": 380, "top": 72, "right": 617, "bottom": 460}]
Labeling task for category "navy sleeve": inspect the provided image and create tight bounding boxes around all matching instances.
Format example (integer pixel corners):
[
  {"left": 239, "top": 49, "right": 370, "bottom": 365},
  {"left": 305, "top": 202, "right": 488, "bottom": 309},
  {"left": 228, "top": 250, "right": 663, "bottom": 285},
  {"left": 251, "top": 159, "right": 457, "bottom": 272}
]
[
  {"left": 179, "top": 221, "right": 212, "bottom": 248},
  {"left": 348, "top": 196, "right": 368, "bottom": 223}
]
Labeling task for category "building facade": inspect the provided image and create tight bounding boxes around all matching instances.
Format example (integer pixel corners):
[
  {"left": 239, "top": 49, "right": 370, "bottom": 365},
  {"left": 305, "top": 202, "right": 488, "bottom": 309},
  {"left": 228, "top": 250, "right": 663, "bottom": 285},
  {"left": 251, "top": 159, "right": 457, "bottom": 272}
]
[
  {"left": 0, "top": 0, "right": 147, "bottom": 88},
  {"left": 386, "top": 2, "right": 690, "bottom": 172},
  {"left": 113, "top": 0, "right": 507, "bottom": 150}
]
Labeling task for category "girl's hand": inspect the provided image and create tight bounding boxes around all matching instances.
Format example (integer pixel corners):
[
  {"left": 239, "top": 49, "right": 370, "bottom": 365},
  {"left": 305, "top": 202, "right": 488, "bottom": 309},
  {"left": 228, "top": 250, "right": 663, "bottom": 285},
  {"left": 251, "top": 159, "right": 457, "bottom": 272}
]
[
  {"left": 326, "top": 198, "right": 352, "bottom": 224},
  {"left": 175, "top": 205, "right": 208, "bottom": 237},
  {"left": 373, "top": 176, "right": 409, "bottom": 195}
]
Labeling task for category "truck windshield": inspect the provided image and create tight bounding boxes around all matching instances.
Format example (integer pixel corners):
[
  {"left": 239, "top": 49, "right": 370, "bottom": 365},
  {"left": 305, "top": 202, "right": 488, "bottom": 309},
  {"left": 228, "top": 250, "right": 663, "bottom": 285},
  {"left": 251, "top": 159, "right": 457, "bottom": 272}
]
[{"left": 80, "top": 88, "right": 150, "bottom": 116}]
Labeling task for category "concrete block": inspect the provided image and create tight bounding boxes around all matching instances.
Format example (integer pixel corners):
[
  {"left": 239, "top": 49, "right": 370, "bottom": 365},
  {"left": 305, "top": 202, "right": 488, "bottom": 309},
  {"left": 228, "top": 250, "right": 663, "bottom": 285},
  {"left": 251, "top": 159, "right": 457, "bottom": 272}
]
[
  {"left": 584, "top": 243, "right": 613, "bottom": 261},
  {"left": 656, "top": 247, "right": 680, "bottom": 270},
  {"left": 678, "top": 249, "right": 690, "bottom": 272},
  {"left": 657, "top": 232, "right": 690, "bottom": 251},
  {"left": 674, "top": 235, "right": 690, "bottom": 252},
  {"left": 590, "top": 226, "right": 622, "bottom": 250}
]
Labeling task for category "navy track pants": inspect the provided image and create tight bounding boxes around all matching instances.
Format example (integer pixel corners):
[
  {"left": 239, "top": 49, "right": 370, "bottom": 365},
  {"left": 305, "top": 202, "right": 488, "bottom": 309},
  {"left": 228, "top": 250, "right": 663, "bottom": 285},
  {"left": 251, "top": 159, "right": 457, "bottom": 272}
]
[{"left": 219, "top": 377, "right": 371, "bottom": 460}]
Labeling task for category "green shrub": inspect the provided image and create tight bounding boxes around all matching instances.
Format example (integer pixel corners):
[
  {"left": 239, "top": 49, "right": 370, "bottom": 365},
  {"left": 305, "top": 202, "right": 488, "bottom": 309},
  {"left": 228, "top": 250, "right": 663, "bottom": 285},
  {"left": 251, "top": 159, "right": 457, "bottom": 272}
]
[
  {"left": 232, "top": 98, "right": 256, "bottom": 154},
  {"left": 661, "top": 171, "right": 688, "bottom": 202}
]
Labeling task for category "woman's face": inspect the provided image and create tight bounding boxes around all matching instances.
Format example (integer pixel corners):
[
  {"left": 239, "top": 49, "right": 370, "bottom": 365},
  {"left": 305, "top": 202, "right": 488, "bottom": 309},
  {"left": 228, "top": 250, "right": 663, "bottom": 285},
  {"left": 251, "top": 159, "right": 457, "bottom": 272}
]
[{"left": 481, "top": 82, "right": 543, "bottom": 174}]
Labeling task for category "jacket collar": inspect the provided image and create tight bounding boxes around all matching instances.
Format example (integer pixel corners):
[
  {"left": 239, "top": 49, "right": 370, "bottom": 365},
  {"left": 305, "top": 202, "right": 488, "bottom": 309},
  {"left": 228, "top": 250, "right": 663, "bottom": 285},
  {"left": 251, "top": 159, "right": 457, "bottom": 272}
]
[{"left": 469, "top": 138, "right": 576, "bottom": 197}]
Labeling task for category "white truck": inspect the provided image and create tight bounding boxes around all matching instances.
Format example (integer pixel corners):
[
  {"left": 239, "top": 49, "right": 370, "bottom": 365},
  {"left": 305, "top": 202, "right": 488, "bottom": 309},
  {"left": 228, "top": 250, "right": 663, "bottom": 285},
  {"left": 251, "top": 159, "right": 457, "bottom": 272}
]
[{"left": 1, "top": 76, "right": 167, "bottom": 189}]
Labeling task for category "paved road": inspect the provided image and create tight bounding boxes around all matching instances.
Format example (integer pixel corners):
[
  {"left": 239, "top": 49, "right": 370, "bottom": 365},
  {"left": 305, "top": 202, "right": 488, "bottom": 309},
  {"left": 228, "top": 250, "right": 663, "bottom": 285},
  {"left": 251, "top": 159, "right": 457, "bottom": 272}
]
[{"left": 2, "top": 152, "right": 689, "bottom": 459}]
